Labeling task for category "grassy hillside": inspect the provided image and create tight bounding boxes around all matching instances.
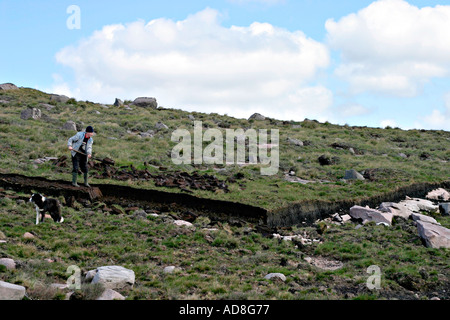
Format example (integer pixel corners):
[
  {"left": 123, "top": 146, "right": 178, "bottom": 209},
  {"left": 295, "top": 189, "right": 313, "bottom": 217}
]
[
  {"left": 0, "top": 86, "right": 449, "bottom": 301},
  {"left": 0, "top": 86, "right": 449, "bottom": 211}
]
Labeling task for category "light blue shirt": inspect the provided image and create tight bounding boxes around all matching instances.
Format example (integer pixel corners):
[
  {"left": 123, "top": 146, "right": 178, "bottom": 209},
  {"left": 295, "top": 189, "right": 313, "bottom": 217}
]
[{"left": 67, "top": 132, "right": 93, "bottom": 157}]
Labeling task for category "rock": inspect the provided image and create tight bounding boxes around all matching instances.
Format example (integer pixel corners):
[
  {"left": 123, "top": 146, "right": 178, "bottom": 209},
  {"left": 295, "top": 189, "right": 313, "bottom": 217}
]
[
  {"left": 341, "top": 214, "right": 352, "bottom": 223},
  {"left": 132, "top": 97, "right": 157, "bottom": 108},
  {"left": 344, "top": 169, "right": 365, "bottom": 180},
  {"left": 398, "top": 153, "right": 408, "bottom": 158},
  {"left": 155, "top": 122, "right": 168, "bottom": 130},
  {"left": 23, "top": 232, "right": 35, "bottom": 239},
  {"left": 96, "top": 288, "right": 125, "bottom": 300},
  {"left": 0, "top": 258, "right": 16, "bottom": 270},
  {"left": 304, "top": 256, "right": 343, "bottom": 271},
  {"left": 0, "top": 281, "right": 26, "bottom": 300},
  {"left": 411, "top": 212, "right": 440, "bottom": 225},
  {"left": 439, "top": 203, "right": 450, "bottom": 216},
  {"left": 0, "top": 83, "right": 18, "bottom": 91},
  {"left": 264, "top": 273, "right": 286, "bottom": 282},
  {"left": 416, "top": 221, "right": 450, "bottom": 249},
  {"left": 50, "top": 94, "right": 70, "bottom": 103},
  {"left": 163, "top": 266, "right": 182, "bottom": 274},
  {"left": 378, "top": 202, "right": 413, "bottom": 219},
  {"left": 426, "top": 188, "right": 450, "bottom": 201},
  {"left": 400, "top": 198, "right": 438, "bottom": 213},
  {"left": 173, "top": 220, "right": 194, "bottom": 228},
  {"left": 89, "top": 266, "right": 135, "bottom": 290},
  {"left": 248, "top": 113, "right": 265, "bottom": 121},
  {"left": 0, "top": 231, "right": 5, "bottom": 240},
  {"left": 286, "top": 137, "right": 303, "bottom": 146},
  {"left": 62, "top": 121, "right": 77, "bottom": 131},
  {"left": 20, "top": 107, "right": 41, "bottom": 120},
  {"left": 349, "top": 205, "right": 393, "bottom": 225},
  {"left": 113, "top": 98, "right": 123, "bottom": 107},
  {"left": 188, "top": 114, "right": 195, "bottom": 120}
]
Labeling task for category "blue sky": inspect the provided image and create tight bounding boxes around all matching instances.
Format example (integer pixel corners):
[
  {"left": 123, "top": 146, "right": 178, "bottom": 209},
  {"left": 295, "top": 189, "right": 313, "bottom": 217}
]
[{"left": 1, "top": 0, "right": 450, "bottom": 130}]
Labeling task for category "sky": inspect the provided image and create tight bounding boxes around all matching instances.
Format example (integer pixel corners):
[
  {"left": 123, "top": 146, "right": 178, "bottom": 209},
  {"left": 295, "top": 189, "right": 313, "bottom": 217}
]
[{"left": 1, "top": 0, "right": 450, "bottom": 131}]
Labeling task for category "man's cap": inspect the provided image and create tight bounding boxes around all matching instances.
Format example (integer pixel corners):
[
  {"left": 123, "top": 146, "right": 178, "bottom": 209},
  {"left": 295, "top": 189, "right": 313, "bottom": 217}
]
[{"left": 86, "top": 126, "right": 94, "bottom": 133}]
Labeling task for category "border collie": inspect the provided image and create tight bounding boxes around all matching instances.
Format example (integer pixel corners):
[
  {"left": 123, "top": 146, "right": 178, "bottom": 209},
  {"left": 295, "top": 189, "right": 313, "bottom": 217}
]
[{"left": 29, "top": 193, "right": 64, "bottom": 225}]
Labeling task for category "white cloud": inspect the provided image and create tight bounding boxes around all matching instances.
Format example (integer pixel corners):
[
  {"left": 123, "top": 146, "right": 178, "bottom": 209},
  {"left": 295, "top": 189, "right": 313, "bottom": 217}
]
[
  {"left": 326, "top": 0, "right": 450, "bottom": 97},
  {"left": 421, "top": 93, "right": 450, "bottom": 131},
  {"left": 380, "top": 119, "right": 398, "bottom": 128},
  {"left": 54, "top": 8, "right": 330, "bottom": 121}
]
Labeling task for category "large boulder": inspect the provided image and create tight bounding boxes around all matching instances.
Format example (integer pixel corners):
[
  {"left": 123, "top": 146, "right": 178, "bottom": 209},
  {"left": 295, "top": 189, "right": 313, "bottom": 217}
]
[
  {"left": 96, "top": 288, "right": 125, "bottom": 300},
  {"left": 349, "top": 205, "right": 393, "bottom": 225},
  {"left": 0, "top": 83, "right": 18, "bottom": 91},
  {"left": 50, "top": 94, "right": 70, "bottom": 103},
  {"left": 132, "top": 97, "right": 157, "bottom": 108},
  {"left": 378, "top": 202, "right": 413, "bottom": 219},
  {"left": 286, "top": 137, "right": 303, "bottom": 147},
  {"left": 426, "top": 188, "right": 450, "bottom": 201},
  {"left": 0, "top": 281, "right": 26, "bottom": 300},
  {"left": 399, "top": 198, "right": 438, "bottom": 213},
  {"left": 62, "top": 120, "right": 77, "bottom": 131},
  {"left": 87, "top": 266, "right": 135, "bottom": 290},
  {"left": 248, "top": 113, "right": 265, "bottom": 121},
  {"left": 416, "top": 220, "right": 450, "bottom": 249}
]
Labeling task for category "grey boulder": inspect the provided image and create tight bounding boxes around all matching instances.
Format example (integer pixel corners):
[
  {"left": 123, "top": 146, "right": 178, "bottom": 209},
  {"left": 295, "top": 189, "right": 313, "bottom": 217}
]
[
  {"left": 349, "top": 205, "right": 393, "bottom": 226},
  {"left": 416, "top": 220, "right": 450, "bottom": 249},
  {"left": 132, "top": 97, "right": 157, "bottom": 108},
  {"left": 87, "top": 266, "right": 135, "bottom": 290},
  {"left": 0, "top": 281, "right": 26, "bottom": 300}
]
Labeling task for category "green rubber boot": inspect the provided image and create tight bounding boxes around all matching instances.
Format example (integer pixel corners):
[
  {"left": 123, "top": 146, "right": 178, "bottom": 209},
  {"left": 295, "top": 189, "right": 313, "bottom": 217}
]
[
  {"left": 83, "top": 173, "right": 90, "bottom": 187},
  {"left": 72, "top": 173, "right": 79, "bottom": 187}
]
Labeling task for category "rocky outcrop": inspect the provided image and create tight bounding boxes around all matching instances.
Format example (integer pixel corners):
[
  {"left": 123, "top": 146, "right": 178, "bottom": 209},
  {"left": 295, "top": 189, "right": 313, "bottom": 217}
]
[
  {"left": 416, "top": 220, "right": 450, "bottom": 249},
  {"left": 50, "top": 94, "right": 70, "bottom": 103},
  {"left": 132, "top": 97, "right": 157, "bottom": 108},
  {"left": 0, "top": 83, "right": 18, "bottom": 91},
  {"left": 426, "top": 188, "right": 450, "bottom": 201},
  {"left": 62, "top": 120, "right": 77, "bottom": 131},
  {"left": 248, "top": 113, "right": 265, "bottom": 121},
  {"left": 349, "top": 205, "right": 393, "bottom": 225}
]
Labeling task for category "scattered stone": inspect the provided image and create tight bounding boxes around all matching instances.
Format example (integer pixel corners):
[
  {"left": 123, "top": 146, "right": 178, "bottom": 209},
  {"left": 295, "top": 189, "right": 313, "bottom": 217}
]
[
  {"left": 23, "top": 232, "right": 35, "bottom": 239},
  {"left": 50, "top": 283, "right": 68, "bottom": 291},
  {"left": 349, "top": 205, "right": 393, "bottom": 226},
  {"left": 113, "top": 98, "right": 124, "bottom": 107},
  {"left": 62, "top": 120, "right": 77, "bottom": 131},
  {"left": 344, "top": 169, "right": 365, "bottom": 180},
  {"left": 163, "top": 266, "right": 182, "bottom": 274},
  {"left": 0, "top": 281, "right": 26, "bottom": 300},
  {"left": 96, "top": 288, "right": 125, "bottom": 300},
  {"left": 286, "top": 137, "right": 303, "bottom": 147},
  {"left": 426, "top": 188, "right": 450, "bottom": 201},
  {"left": 398, "top": 153, "right": 408, "bottom": 158},
  {"left": 248, "top": 113, "right": 265, "bottom": 121},
  {"left": 155, "top": 122, "right": 168, "bottom": 130},
  {"left": 416, "top": 221, "right": 450, "bottom": 249},
  {"left": 132, "top": 97, "right": 157, "bottom": 108},
  {"left": 0, "top": 83, "right": 18, "bottom": 91},
  {"left": 0, "top": 258, "right": 15, "bottom": 270},
  {"left": 173, "top": 220, "right": 194, "bottom": 228},
  {"left": 264, "top": 273, "right": 286, "bottom": 282},
  {"left": 89, "top": 266, "right": 135, "bottom": 290},
  {"left": 341, "top": 214, "right": 352, "bottom": 223},
  {"left": 20, "top": 107, "right": 41, "bottom": 120}
]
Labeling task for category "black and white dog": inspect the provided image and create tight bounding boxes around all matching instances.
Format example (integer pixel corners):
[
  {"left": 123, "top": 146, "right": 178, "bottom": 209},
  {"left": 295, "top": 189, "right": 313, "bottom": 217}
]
[{"left": 29, "top": 193, "right": 64, "bottom": 225}]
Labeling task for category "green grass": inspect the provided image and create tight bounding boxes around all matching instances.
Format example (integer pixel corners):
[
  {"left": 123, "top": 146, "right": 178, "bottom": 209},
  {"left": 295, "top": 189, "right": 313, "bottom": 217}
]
[
  {"left": 0, "top": 87, "right": 449, "bottom": 211},
  {"left": 0, "top": 86, "right": 449, "bottom": 300}
]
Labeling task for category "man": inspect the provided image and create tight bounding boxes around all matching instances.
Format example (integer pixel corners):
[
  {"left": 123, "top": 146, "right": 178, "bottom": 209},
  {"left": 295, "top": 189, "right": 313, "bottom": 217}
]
[{"left": 67, "top": 126, "right": 94, "bottom": 187}]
